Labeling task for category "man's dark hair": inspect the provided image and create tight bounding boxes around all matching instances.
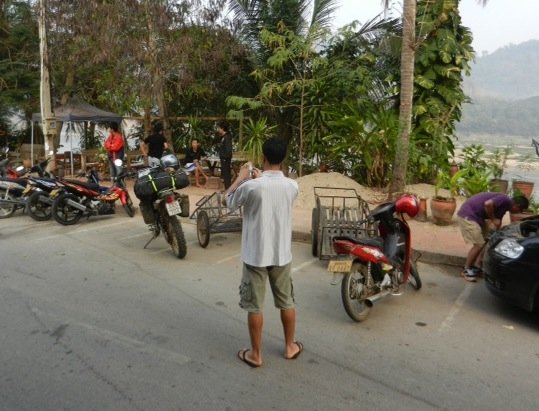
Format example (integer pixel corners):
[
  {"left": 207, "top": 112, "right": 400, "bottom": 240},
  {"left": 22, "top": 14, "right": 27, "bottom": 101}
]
[
  {"left": 512, "top": 195, "right": 529, "bottom": 211},
  {"left": 152, "top": 121, "right": 163, "bottom": 133},
  {"left": 109, "top": 122, "right": 119, "bottom": 132},
  {"left": 217, "top": 120, "right": 229, "bottom": 132},
  {"left": 262, "top": 137, "right": 287, "bottom": 165}
]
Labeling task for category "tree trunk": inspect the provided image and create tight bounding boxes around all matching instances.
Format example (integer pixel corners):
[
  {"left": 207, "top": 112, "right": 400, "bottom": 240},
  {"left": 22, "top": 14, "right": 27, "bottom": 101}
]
[{"left": 389, "top": 0, "right": 416, "bottom": 197}]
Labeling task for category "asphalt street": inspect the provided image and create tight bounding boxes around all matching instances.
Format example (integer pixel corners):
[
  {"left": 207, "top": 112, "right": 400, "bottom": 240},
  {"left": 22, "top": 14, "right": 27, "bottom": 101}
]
[{"left": 1, "top": 211, "right": 538, "bottom": 411}]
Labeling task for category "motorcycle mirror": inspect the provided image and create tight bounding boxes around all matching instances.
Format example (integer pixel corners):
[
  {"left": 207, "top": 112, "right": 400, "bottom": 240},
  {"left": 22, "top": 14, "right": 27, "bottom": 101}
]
[
  {"left": 114, "top": 159, "right": 123, "bottom": 167},
  {"left": 15, "top": 165, "right": 25, "bottom": 172}
]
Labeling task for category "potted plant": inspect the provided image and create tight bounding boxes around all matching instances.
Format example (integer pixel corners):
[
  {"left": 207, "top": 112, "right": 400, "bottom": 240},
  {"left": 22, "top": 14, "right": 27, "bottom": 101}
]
[
  {"left": 512, "top": 154, "right": 536, "bottom": 199},
  {"left": 430, "top": 169, "right": 462, "bottom": 225},
  {"left": 488, "top": 146, "right": 512, "bottom": 193}
]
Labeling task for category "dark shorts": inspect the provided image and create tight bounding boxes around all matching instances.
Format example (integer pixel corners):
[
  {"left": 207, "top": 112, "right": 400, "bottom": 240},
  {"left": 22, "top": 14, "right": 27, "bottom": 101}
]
[{"left": 239, "top": 262, "right": 295, "bottom": 313}]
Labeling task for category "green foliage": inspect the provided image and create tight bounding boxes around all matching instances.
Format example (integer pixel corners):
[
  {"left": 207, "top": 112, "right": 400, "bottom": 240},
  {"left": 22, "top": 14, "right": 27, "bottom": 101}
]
[
  {"left": 323, "top": 102, "right": 399, "bottom": 187},
  {"left": 409, "top": 0, "right": 474, "bottom": 183},
  {"left": 435, "top": 168, "right": 462, "bottom": 199},
  {"left": 0, "top": 1, "right": 40, "bottom": 123},
  {"left": 241, "top": 118, "right": 276, "bottom": 167},
  {"left": 488, "top": 145, "right": 513, "bottom": 179}
]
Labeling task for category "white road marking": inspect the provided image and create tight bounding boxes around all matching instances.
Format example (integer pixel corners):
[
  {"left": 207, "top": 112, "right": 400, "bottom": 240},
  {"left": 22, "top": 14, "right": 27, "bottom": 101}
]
[
  {"left": 292, "top": 259, "right": 317, "bottom": 273},
  {"left": 438, "top": 284, "right": 474, "bottom": 334}
]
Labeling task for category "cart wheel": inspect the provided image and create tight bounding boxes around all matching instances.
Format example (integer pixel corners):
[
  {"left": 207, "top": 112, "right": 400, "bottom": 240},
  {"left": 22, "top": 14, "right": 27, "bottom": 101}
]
[
  {"left": 311, "top": 207, "right": 319, "bottom": 257},
  {"left": 197, "top": 210, "right": 210, "bottom": 248}
]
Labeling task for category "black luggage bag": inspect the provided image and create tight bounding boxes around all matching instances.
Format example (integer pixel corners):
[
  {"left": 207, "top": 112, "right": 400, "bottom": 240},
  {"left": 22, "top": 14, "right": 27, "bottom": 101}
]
[{"left": 134, "top": 169, "right": 189, "bottom": 201}]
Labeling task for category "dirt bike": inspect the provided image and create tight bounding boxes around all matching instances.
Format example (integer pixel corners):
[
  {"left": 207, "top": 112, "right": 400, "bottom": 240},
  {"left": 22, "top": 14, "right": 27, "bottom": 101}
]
[
  {"left": 134, "top": 154, "right": 192, "bottom": 259},
  {"left": 51, "top": 159, "right": 135, "bottom": 225},
  {"left": 328, "top": 193, "right": 422, "bottom": 322}
]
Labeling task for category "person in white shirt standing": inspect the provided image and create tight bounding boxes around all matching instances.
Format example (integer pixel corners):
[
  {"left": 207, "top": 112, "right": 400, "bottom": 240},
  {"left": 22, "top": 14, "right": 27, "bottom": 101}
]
[{"left": 225, "top": 137, "right": 301, "bottom": 368}]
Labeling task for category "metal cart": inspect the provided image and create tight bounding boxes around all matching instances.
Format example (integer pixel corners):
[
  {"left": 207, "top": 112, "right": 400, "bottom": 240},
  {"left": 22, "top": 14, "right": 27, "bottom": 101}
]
[
  {"left": 311, "top": 187, "right": 375, "bottom": 259},
  {"left": 189, "top": 191, "right": 243, "bottom": 247}
]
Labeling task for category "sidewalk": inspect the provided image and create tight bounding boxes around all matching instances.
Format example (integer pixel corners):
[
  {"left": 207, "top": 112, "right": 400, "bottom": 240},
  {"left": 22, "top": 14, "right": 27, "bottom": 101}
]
[{"left": 178, "top": 185, "right": 468, "bottom": 268}]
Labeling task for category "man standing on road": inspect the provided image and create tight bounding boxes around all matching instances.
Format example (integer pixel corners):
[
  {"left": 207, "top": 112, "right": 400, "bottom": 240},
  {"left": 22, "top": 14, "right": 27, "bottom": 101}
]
[
  {"left": 141, "top": 122, "right": 168, "bottom": 167},
  {"left": 225, "top": 137, "right": 301, "bottom": 368},
  {"left": 456, "top": 192, "right": 528, "bottom": 282},
  {"left": 215, "top": 121, "right": 233, "bottom": 189}
]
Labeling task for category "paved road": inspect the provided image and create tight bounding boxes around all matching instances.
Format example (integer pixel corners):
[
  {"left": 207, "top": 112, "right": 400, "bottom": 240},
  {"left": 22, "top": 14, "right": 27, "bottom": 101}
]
[{"left": 1, "top": 211, "right": 538, "bottom": 411}]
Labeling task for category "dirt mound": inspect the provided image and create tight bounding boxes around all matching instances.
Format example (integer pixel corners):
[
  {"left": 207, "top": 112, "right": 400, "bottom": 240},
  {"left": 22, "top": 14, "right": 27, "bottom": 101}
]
[{"left": 294, "top": 172, "right": 438, "bottom": 210}]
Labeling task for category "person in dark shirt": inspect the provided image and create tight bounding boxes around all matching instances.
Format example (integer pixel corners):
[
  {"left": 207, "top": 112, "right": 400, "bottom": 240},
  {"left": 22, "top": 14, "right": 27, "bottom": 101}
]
[
  {"left": 185, "top": 139, "right": 208, "bottom": 187},
  {"left": 215, "top": 120, "right": 233, "bottom": 189},
  {"left": 141, "top": 122, "right": 168, "bottom": 167},
  {"left": 456, "top": 192, "right": 528, "bottom": 282}
]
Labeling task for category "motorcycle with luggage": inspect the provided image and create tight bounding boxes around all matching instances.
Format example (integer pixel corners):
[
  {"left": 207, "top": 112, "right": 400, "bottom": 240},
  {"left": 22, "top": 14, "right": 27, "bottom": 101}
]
[
  {"left": 51, "top": 159, "right": 135, "bottom": 225},
  {"left": 134, "top": 154, "right": 191, "bottom": 259},
  {"left": 328, "top": 193, "right": 422, "bottom": 322}
]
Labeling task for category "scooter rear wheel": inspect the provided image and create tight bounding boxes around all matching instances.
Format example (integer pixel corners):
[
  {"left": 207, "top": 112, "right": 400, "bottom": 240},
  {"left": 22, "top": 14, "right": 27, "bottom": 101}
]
[
  {"left": 52, "top": 193, "right": 83, "bottom": 225},
  {"left": 341, "top": 263, "right": 372, "bottom": 322}
]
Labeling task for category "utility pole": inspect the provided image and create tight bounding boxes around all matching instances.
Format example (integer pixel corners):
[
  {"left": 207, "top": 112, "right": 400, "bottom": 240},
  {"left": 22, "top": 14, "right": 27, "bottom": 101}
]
[{"left": 38, "top": 0, "right": 57, "bottom": 169}]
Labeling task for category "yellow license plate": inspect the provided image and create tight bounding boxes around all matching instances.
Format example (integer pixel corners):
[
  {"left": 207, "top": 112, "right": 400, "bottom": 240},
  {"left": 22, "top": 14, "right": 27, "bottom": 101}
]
[
  {"left": 22, "top": 186, "right": 33, "bottom": 194},
  {"left": 327, "top": 260, "right": 353, "bottom": 273}
]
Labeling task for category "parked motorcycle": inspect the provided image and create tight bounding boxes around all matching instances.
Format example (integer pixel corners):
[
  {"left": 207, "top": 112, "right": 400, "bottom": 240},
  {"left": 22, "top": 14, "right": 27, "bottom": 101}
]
[
  {"left": 51, "top": 159, "right": 135, "bottom": 225},
  {"left": 0, "top": 148, "right": 32, "bottom": 218},
  {"left": 328, "top": 193, "right": 422, "bottom": 322},
  {"left": 25, "top": 156, "right": 66, "bottom": 221},
  {"left": 134, "top": 154, "right": 191, "bottom": 259}
]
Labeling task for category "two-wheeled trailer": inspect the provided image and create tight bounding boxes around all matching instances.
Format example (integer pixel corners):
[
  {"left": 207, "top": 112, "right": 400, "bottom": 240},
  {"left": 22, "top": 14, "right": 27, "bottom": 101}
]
[
  {"left": 189, "top": 191, "right": 243, "bottom": 248},
  {"left": 311, "top": 187, "right": 375, "bottom": 259}
]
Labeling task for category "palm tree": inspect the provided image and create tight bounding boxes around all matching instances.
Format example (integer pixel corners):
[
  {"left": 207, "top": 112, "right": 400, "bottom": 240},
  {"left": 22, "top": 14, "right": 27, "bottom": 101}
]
[
  {"left": 387, "top": 0, "right": 488, "bottom": 195},
  {"left": 228, "top": 0, "right": 339, "bottom": 145}
]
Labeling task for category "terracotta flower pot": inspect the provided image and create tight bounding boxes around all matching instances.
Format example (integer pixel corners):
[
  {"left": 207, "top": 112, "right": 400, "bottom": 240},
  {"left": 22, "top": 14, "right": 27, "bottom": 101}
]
[
  {"left": 489, "top": 178, "right": 508, "bottom": 194},
  {"left": 512, "top": 180, "right": 534, "bottom": 199},
  {"left": 430, "top": 196, "right": 457, "bottom": 226}
]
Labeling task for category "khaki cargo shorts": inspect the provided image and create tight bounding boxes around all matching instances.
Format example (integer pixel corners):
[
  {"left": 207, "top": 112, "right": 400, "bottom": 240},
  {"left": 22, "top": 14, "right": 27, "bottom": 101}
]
[
  {"left": 239, "top": 262, "right": 295, "bottom": 313},
  {"left": 457, "top": 216, "right": 489, "bottom": 245}
]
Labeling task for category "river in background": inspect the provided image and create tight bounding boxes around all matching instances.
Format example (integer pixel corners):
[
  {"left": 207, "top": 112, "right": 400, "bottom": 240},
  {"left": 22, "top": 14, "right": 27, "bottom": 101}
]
[{"left": 455, "top": 136, "right": 539, "bottom": 202}]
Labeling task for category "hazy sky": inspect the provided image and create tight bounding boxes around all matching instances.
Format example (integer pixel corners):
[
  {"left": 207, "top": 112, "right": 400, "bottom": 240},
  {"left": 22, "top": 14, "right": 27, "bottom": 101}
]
[{"left": 333, "top": 0, "right": 539, "bottom": 54}]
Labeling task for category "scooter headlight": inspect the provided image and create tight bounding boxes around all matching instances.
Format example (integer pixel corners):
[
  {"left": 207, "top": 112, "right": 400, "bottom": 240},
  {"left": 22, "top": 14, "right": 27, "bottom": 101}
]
[{"left": 494, "top": 239, "right": 524, "bottom": 259}]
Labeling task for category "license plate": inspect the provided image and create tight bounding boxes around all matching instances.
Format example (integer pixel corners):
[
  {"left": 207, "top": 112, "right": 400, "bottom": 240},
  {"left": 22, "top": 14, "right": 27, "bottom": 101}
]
[
  {"left": 165, "top": 200, "right": 182, "bottom": 216},
  {"left": 327, "top": 259, "right": 353, "bottom": 273}
]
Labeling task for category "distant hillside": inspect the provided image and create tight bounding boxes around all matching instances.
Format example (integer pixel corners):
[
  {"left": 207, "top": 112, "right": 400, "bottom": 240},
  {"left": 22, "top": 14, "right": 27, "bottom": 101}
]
[
  {"left": 464, "top": 40, "right": 539, "bottom": 100},
  {"left": 457, "top": 96, "right": 539, "bottom": 137},
  {"left": 458, "top": 40, "right": 539, "bottom": 137}
]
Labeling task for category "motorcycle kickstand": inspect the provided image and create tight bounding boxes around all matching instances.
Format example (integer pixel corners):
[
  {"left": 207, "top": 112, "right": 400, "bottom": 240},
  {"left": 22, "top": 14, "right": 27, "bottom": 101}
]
[{"left": 143, "top": 225, "right": 160, "bottom": 249}]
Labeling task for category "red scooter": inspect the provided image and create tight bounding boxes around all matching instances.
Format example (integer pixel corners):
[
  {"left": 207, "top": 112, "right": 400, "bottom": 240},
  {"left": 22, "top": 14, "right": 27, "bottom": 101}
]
[
  {"left": 51, "top": 159, "right": 135, "bottom": 225},
  {"left": 328, "top": 194, "right": 422, "bottom": 322}
]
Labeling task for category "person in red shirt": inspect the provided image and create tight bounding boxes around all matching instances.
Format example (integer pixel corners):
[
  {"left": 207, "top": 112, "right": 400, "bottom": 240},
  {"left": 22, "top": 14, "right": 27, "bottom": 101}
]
[{"left": 104, "top": 122, "right": 125, "bottom": 181}]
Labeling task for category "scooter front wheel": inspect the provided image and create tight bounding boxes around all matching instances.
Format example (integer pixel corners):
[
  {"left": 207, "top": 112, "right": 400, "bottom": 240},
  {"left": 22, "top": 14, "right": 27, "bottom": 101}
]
[
  {"left": 52, "top": 193, "right": 83, "bottom": 225},
  {"left": 26, "top": 190, "right": 52, "bottom": 221},
  {"left": 0, "top": 189, "right": 16, "bottom": 218},
  {"left": 407, "top": 261, "right": 422, "bottom": 290},
  {"left": 341, "top": 263, "right": 372, "bottom": 322},
  {"left": 123, "top": 193, "right": 136, "bottom": 217}
]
